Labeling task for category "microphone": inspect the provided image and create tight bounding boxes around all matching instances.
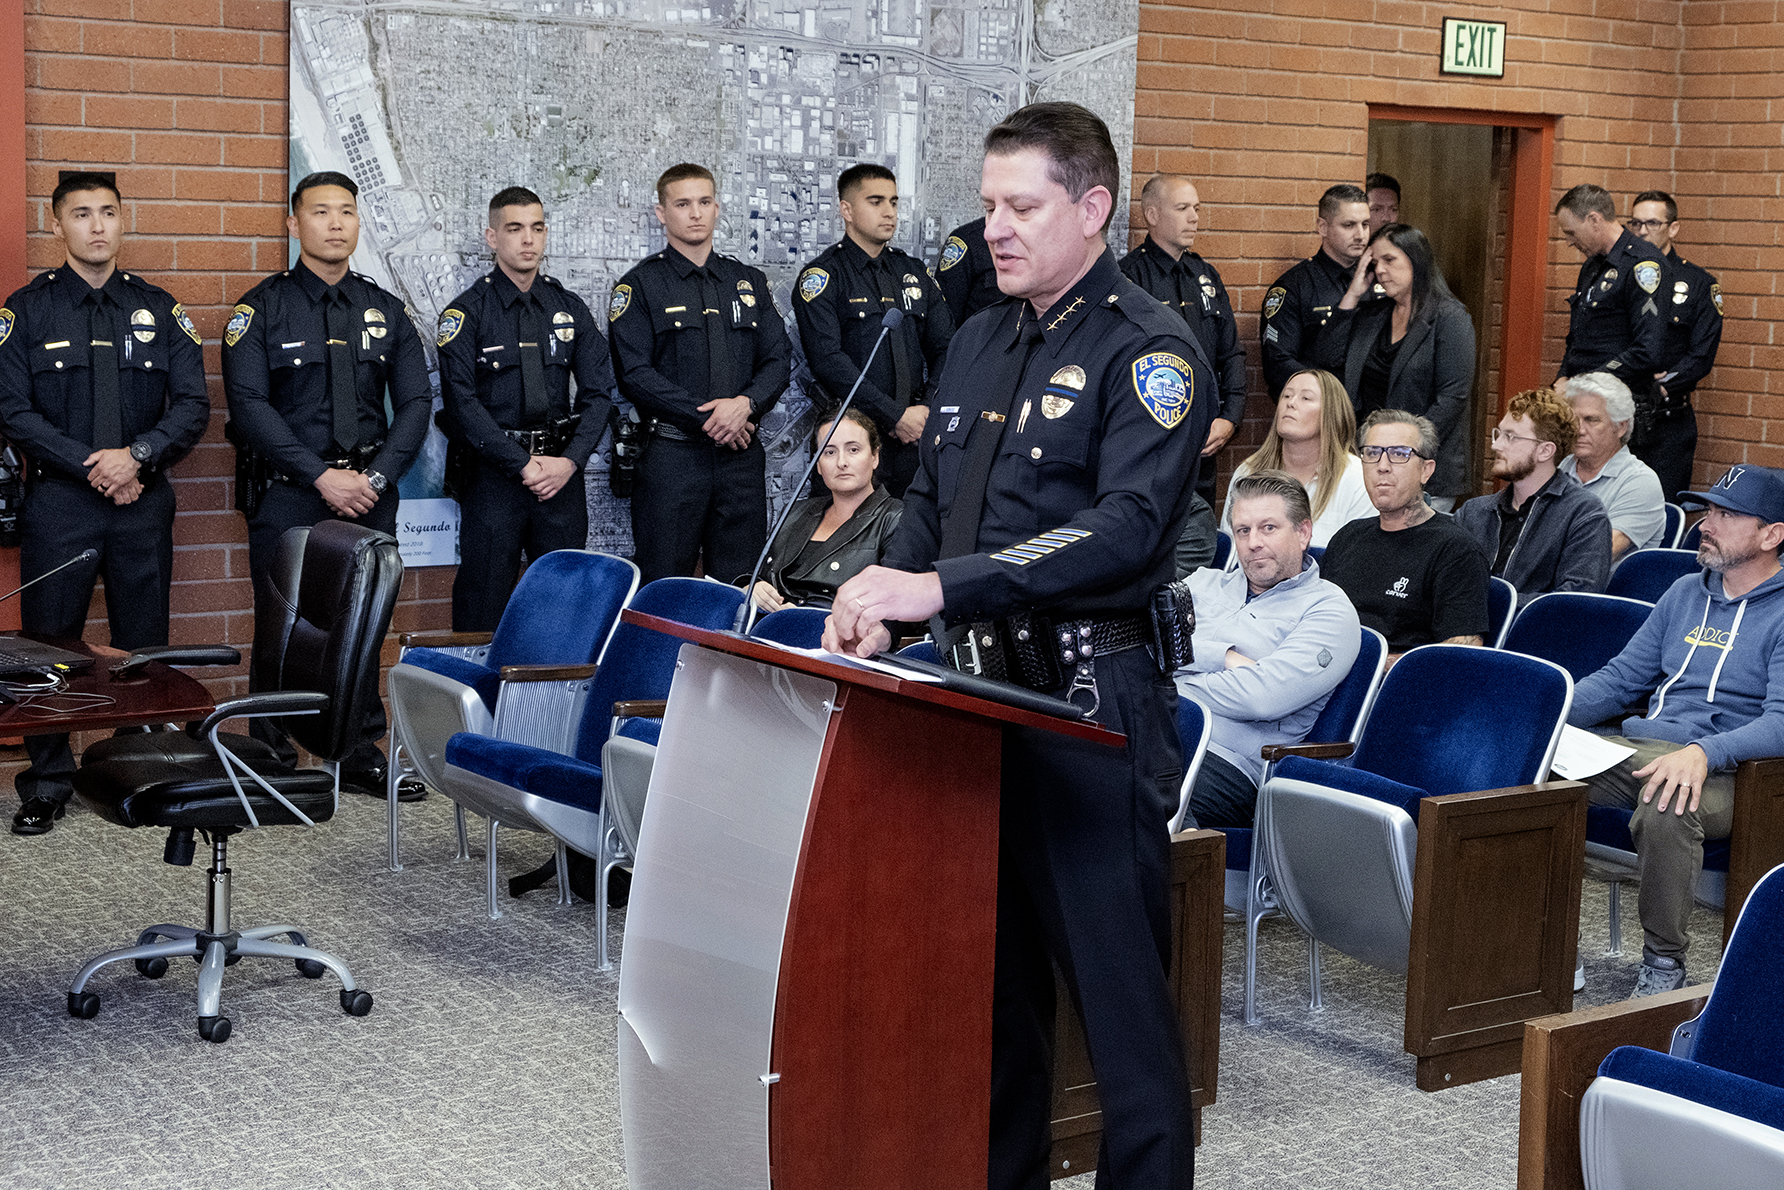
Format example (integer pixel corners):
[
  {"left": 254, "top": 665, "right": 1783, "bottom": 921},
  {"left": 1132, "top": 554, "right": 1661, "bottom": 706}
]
[
  {"left": 742, "top": 306, "right": 906, "bottom": 633},
  {"left": 0, "top": 548, "right": 98, "bottom": 606}
]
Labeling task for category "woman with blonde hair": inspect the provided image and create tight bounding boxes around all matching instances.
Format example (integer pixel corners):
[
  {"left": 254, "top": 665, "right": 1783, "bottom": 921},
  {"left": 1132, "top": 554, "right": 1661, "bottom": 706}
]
[{"left": 1222, "top": 368, "right": 1376, "bottom": 546}]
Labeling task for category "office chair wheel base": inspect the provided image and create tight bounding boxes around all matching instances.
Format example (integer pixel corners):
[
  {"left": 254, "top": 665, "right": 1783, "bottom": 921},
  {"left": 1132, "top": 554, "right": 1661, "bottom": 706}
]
[
  {"left": 339, "top": 989, "right": 373, "bottom": 1017},
  {"left": 294, "top": 958, "right": 326, "bottom": 979},
  {"left": 66, "top": 991, "right": 100, "bottom": 1019},
  {"left": 197, "top": 1015, "right": 231, "bottom": 1043},
  {"left": 135, "top": 957, "right": 168, "bottom": 980}
]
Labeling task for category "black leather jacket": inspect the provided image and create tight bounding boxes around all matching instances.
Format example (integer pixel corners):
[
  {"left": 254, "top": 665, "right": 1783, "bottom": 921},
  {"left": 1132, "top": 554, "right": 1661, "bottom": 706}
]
[{"left": 762, "top": 486, "right": 903, "bottom": 607}]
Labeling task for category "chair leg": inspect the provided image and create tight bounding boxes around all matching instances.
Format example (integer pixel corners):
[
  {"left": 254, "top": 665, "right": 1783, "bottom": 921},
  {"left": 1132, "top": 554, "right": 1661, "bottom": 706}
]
[
  {"left": 386, "top": 746, "right": 405, "bottom": 872},
  {"left": 554, "top": 842, "right": 573, "bottom": 906},
  {"left": 596, "top": 819, "right": 614, "bottom": 973},
  {"left": 69, "top": 936, "right": 201, "bottom": 994},
  {"left": 233, "top": 935, "right": 360, "bottom": 990},
  {"left": 1307, "top": 935, "right": 1325, "bottom": 1012},
  {"left": 455, "top": 803, "right": 471, "bottom": 861},
  {"left": 1607, "top": 881, "right": 1623, "bottom": 956},
  {"left": 486, "top": 818, "right": 502, "bottom": 921},
  {"left": 195, "top": 937, "right": 229, "bottom": 1020}
]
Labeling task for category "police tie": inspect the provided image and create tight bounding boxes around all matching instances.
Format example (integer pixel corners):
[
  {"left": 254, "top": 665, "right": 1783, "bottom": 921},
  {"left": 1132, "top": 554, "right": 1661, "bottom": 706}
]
[
  {"left": 873, "top": 256, "right": 914, "bottom": 408},
  {"left": 518, "top": 294, "right": 548, "bottom": 427},
  {"left": 88, "top": 298, "right": 123, "bottom": 450},
  {"left": 325, "top": 292, "right": 359, "bottom": 453},
  {"left": 701, "top": 269, "right": 734, "bottom": 406}
]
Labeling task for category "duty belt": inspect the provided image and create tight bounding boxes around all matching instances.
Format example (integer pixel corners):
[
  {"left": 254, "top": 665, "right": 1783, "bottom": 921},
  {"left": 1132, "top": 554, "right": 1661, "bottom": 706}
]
[
  {"left": 276, "top": 439, "right": 385, "bottom": 485},
  {"left": 647, "top": 419, "right": 697, "bottom": 443},
  {"left": 503, "top": 427, "right": 568, "bottom": 455},
  {"left": 946, "top": 611, "right": 1150, "bottom": 715}
]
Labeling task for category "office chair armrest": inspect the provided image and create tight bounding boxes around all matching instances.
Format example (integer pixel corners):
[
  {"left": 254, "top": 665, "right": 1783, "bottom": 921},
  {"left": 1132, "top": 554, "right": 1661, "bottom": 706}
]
[
  {"left": 192, "top": 691, "right": 331, "bottom": 737},
  {"left": 1259, "top": 741, "right": 1355, "bottom": 763},
  {"left": 612, "top": 700, "right": 668, "bottom": 719},
  {"left": 1518, "top": 987, "right": 1710, "bottom": 1190},
  {"left": 108, "top": 645, "right": 242, "bottom": 678},
  {"left": 499, "top": 663, "right": 598, "bottom": 683},
  {"left": 398, "top": 630, "right": 494, "bottom": 649}
]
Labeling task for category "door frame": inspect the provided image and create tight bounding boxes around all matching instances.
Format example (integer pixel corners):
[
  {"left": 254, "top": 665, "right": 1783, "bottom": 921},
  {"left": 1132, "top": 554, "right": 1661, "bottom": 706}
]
[{"left": 1369, "top": 103, "right": 1557, "bottom": 420}]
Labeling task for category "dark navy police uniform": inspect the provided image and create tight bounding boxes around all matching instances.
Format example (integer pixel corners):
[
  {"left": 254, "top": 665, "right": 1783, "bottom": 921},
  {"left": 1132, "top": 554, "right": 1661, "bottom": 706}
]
[
  {"left": 0, "top": 265, "right": 209, "bottom": 812},
  {"left": 221, "top": 260, "right": 431, "bottom": 768},
  {"left": 883, "top": 247, "right": 1210, "bottom": 1190},
  {"left": 793, "top": 236, "right": 954, "bottom": 497},
  {"left": 1261, "top": 249, "right": 1353, "bottom": 396},
  {"left": 1560, "top": 227, "right": 1674, "bottom": 473},
  {"left": 607, "top": 245, "right": 790, "bottom": 585},
  {"left": 1646, "top": 249, "right": 1724, "bottom": 501},
  {"left": 436, "top": 268, "right": 614, "bottom": 631},
  {"left": 935, "top": 216, "right": 1003, "bottom": 325}
]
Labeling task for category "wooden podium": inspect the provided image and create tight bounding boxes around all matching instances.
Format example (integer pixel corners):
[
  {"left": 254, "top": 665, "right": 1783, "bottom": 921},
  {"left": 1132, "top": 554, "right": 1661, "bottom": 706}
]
[{"left": 614, "top": 615, "right": 1219, "bottom": 1189}]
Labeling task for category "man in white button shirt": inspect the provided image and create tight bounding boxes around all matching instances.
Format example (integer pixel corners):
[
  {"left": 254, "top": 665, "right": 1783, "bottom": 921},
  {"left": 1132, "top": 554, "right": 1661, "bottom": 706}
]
[{"left": 1559, "top": 371, "right": 1668, "bottom": 561}]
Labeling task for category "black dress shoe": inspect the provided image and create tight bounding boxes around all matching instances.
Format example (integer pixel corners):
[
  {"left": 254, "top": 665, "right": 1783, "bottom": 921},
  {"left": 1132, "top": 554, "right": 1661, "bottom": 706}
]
[
  {"left": 11, "top": 797, "right": 67, "bottom": 835},
  {"left": 339, "top": 761, "right": 389, "bottom": 797}
]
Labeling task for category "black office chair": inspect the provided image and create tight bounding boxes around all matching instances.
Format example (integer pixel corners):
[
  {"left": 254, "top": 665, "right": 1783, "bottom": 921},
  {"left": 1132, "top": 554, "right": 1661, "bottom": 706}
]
[{"left": 66, "top": 521, "right": 404, "bottom": 1043}]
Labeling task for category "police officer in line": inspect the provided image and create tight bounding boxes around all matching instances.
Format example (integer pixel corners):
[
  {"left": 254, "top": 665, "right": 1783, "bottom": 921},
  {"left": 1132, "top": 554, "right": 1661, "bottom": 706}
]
[
  {"left": 436, "top": 186, "right": 614, "bottom": 631},
  {"left": 794, "top": 163, "right": 955, "bottom": 498},
  {"left": 826, "top": 103, "right": 1211, "bottom": 1190},
  {"left": 936, "top": 214, "right": 1002, "bottom": 325},
  {"left": 1365, "top": 171, "right": 1401, "bottom": 234},
  {"left": 608, "top": 163, "right": 791, "bottom": 586},
  {"left": 1261, "top": 182, "right": 1371, "bottom": 396},
  {"left": 1120, "top": 173, "right": 1247, "bottom": 574},
  {"left": 1553, "top": 183, "right": 1669, "bottom": 465},
  {"left": 221, "top": 170, "right": 431, "bottom": 794},
  {"left": 0, "top": 171, "right": 209, "bottom": 835},
  {"left": 1626, "top": 188, "right": 1725, "bottom": 502}
]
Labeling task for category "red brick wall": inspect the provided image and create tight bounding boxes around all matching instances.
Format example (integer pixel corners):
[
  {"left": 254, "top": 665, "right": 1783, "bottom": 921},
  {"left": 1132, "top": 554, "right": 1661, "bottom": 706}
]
[
  {"left": 21, "top": 0, "right": 450, "bottom": 702},
  {"left": 1134, "top": 0, "right": 1768, "bottom": 501}
]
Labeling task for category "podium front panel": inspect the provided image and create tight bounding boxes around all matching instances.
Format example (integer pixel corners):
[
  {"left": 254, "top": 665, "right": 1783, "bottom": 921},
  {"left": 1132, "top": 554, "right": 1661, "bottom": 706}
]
[{"left": 619, "top": 645, "right": 836, "bottom": 1190}]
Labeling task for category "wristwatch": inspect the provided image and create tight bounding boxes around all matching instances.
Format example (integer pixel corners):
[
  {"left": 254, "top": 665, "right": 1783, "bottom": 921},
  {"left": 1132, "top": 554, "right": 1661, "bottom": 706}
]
[
  {"left": 364, "top": 470, "right": 389, "bottom": 494},
  {"left": 128, "top": 441, "right": 152, "bottom": 465}
]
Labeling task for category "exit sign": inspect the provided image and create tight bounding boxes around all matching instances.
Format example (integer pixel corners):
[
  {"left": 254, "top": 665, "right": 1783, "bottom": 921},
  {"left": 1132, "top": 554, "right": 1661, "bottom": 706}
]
[{"left": 1440, "top": 18, "right": 1507, "bottom": 77}]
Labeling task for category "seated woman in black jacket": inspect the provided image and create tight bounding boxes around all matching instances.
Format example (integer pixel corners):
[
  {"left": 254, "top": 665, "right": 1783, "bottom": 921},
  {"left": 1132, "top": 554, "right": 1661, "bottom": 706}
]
[
  {"left": 1314, "top": 222, "right": 1477, "bottom": 511},
  {"left": 751, "top": 407, "right": 903, "bottom": 612}
]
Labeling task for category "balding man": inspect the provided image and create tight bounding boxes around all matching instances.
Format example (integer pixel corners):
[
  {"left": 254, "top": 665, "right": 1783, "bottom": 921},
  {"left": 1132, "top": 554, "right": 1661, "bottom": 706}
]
[
  {"left": 1559, "top": 371, "right": 1667, "bottom": 561},
  {"left": 1120, "top": 174, "right": 1247, "bottom": 572}
]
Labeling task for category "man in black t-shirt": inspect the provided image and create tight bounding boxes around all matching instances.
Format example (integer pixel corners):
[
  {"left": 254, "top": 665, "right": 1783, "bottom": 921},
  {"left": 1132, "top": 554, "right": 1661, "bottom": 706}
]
[{"left": 1322, "top": 409, "right": 1488, "bottom": 661}]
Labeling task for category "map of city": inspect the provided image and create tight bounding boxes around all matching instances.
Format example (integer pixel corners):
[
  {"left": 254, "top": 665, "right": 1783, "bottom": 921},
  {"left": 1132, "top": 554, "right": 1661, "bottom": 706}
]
[{"left": 290, "top": 0, "right": 1140, "bottom": 560}]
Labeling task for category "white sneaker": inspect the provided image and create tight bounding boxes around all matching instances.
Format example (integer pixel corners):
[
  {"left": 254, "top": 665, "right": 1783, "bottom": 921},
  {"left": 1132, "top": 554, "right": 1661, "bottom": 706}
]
[{"left": 1574, "top": 960, "right": 1585, "bottom": 993}]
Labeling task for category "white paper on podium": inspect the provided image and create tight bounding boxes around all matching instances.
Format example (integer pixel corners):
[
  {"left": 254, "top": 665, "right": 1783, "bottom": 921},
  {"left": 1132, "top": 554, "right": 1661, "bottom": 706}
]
[
  {"left": 1551, "top": 725, "right": 1637, "bottom": 780},
  {"left": 762, "top": 641, "right": 946, "bottom": 682}
]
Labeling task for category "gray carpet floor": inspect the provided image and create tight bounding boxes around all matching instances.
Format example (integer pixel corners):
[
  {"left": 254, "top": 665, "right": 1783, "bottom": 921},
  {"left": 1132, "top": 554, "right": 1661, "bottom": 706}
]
[{"left": 0, "top": 781, "right": 1724, "bottom": 1189}]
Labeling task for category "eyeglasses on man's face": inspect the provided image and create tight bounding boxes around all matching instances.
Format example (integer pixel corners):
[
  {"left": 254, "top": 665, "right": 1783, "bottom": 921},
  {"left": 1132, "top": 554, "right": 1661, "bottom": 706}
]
[
  {"left": 1490, "top": 428, "right": 1545, "bottom": 447},
  {"left": 1359, "top": 444, "right": 1425, "bottom": 464},
  {"left": 1625, "top": 218, "right": 1671, "bottom": 233}
]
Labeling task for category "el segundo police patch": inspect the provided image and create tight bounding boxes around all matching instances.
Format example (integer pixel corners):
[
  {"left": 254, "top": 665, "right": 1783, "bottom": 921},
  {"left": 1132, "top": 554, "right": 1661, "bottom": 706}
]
[
  {"left": 938, "top": 236, "right": 967, "bottom": 272},
  {"left": 436, "top": 308, "right": 465, "bottom": 347},
  {"left": 608, "top": 284, "right": 632, "bottom": 323},
  {"left": 798, "top": 268, "right": 829, "bottom": 302},
  {"left": 1633, "top": 260, "right": 1662, "bottom": 295},
  {"left": 172, "top": 303, "right": 202, "bottom": 345},
  {"left": 1132, "top": 352, "right": 1192, "bottom": 430},
  {"left": 223, "top": 304, "right": 254, "bottom": 347}
]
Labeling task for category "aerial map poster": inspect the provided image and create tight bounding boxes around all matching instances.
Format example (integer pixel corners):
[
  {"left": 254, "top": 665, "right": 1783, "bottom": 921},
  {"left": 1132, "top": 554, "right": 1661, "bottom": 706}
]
[{"left": 290, "top": 0, "right": 1141, "bottom": 565}]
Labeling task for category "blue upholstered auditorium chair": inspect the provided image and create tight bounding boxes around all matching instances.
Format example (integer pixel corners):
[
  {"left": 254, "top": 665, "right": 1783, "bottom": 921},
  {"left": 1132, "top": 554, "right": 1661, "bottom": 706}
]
[
  {"left": 1680, "top": 518, "right": 1702, "bottom": 553},
  {"left": 1234, "top": 625, "right": 1387, "bottom": 1026},
  {"left": 1170, "top": 697, "right": 1213, "bottom": 835},
  {"left": 1501, "top": 591, "right": 1656, "bottom": 682},
  {"left": 66, "top": 522, "right": 403, "bottom": 1042},
  {"left": 1661, "top": 502, "right": 1686, "bottom": 549},
  {"left": 385, "top": 550, "right": 638, "bottom": 871},
  {"left": 1486, "top": 574, "right": 1518, "bottom": 647},
  {"left": 1605, "top": 548, "right": 1704, "bottom": 603},
  {"left": 749, "top": 606, "right": 830, "bottom": 649},
  {"left": 1255, "top": 644, "right": 1571, "bottom": 1013},
  {"left": 1212, "top": 530, "right": 1232, "bottom": 571},
  {"left": 436, "top": 578, "right": 746, "bottom": 965},
  {"left": 1579, "top": 862, "right": 1784, "bottom": 1190}
]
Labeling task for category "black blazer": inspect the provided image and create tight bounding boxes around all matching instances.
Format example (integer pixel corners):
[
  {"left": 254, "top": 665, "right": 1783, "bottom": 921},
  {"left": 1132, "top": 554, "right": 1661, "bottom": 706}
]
[
  {"left": 761, "top": 486, "right": 904, "bottom": 607},
  {"left": 1315, "top": 295, "right": 1476, "bottom": 497}
]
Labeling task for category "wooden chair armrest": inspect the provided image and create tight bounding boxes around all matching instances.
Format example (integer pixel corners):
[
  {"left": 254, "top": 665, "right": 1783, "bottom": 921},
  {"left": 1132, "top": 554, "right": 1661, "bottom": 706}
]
[
  {"left": 399, "top": 630, "right": 494, "bottom": 649},
  {"left": 498, "top": 663, "right": 597, "bottom": 683},
  {"left": 1727, "top": 756, "right": 1784, "bottom": 944},
  {"left": 1516, "top": 987, "right": 1709, "bottom": 1190},
  {"left": 613, "top": 699, "right": 668, "bottom": 719},
  {"left": 1259, "top": 741, "right": 1356, "bottom": 763}
]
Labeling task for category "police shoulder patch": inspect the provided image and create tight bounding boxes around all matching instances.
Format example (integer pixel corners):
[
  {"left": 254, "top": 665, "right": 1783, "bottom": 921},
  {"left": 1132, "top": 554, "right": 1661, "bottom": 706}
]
[
  {"left": 223, "top": 304, "right": 255, "bottom": 348},
  {"left": 938, "top": 236, "right": 968, "bottom": 272},
  {"left": 1711, "top": 283, "right": 1724, "bottom": 317},
  {"left": 1131, "top": 352, "right": 1192, "bottom": 430},
  {"left": 1263, "top": 287, "right": 1287, "bottom": 320},
  {"left": 172, "top": 303, "right": 202, "bottom": 345},
  {"left": 0, "top": 307, "right": 13, "bottom": 348},
  {"left": 1633, "top": 260, "right": 1661, "bottom": 295},
  {"left": 437, "top": 308, "right": 466, "bottom": 347},
  {"left": 608, "top": 284, "right": 632, "bottom": 323},
  {"left": 798, "top": 268, "right": 829, "bottom": 302}
]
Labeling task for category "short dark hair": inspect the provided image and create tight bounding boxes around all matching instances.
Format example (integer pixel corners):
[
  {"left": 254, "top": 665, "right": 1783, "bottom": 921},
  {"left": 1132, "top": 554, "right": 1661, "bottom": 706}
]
[
  {"left": 1555, "top": 183, "right": 1615, "bottom": 221},
  {"left": 984, "top": 102, "right": 1119, "bottom": 233},
  {"left": 1368, "top": 222, "right": 1454, "bottom": 322},
  {"left": 1359, "top": 408, "right": 1439, "bottom": 462},
  {"left": 1632, "top": 189, "right": 1678, "bottom": 224},
  {"left": 1318, "top": 184, "right": 1368, "bottom": 219},
  {"left": 814, "top": 406, "right": 881, "bottom": 455},
  {"left": 838, "top": 163, "right": 896, "bottom": 203},
  {"left": 656, "top": 163, "right": 715, "bottom": 205},
  {"left": 488, "top": 186, "right": 544, "bottom": 221},
  {"left": 1232, "top": 469, "right": 1314, "bottom": 530},
  {"left": 1364, "top": 172, "right": 1401, "bottom": 198},
  {"left": 52, "top": 171, "right": 121, "bottom": 215},
  {"left": 290, "top": 171, "right": 359, "bottom": 213}
]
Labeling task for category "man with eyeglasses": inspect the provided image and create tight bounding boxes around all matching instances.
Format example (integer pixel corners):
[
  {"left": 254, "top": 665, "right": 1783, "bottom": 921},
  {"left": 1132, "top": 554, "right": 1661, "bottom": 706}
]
[
  {"left": 1321, "top": 409, "right": 1488, "bottom": 663},
  {"left": 1455, "top": 387, "right": 1612, "bottom": 607},
  {"left": 1624, "top": 189, "right": 1724, "bottom": 501}
]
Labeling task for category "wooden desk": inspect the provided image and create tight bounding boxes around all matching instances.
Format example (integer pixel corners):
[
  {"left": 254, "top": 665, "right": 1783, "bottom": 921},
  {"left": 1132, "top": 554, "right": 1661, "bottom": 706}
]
[{"left": 0, "top": 639, "right": 214, "bottom": 736}]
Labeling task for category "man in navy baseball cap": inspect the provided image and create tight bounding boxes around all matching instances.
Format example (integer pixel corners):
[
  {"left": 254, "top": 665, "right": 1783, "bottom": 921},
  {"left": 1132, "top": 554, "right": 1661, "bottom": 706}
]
[{"left": 1680, "top": 463, "right": 1784, "bottom": 525}]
